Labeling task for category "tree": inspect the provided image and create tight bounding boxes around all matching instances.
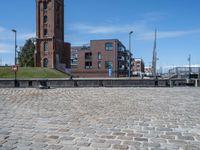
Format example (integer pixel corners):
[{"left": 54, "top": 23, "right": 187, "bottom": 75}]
[{"left": 18, "top": 39, "right": 35, "bottom": 67}]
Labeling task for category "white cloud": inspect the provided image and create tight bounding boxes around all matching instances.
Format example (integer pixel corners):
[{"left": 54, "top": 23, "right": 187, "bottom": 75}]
[
  {"left": 18, "top": 32, "right": 36, "bottom": 41},
  {"left": 68, "top": 23, "right": 146, "bottom": 34},
  {"left": 0, "top": 27, "right": 5, "bottom": 32},
  {"left": 0, "top": 26, "right": 35, "bottom": 53},
  {"left": 138, "top": 29, "right": 200, "bottom": 40},
  {"left": 0, "top": 44, "right": 13, "bottom": 54},
  {"left": 68, "top": 23, "right": 200, "bottom": 41},
  {"left": 140, "top": 12, "right": 168, "bottom": 22},
  {"left": 0, "top": 26, "right": 35, "bottom": 41}
]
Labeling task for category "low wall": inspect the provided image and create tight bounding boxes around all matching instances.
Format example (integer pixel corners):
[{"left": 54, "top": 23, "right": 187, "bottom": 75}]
[{"left": 0, "top": 78, "right": 199, "bottom": 88}]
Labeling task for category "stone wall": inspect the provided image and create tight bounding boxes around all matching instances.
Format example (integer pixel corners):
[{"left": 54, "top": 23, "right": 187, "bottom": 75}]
[{"left": 1, "top": 78, "right": 199, "bottom": 88}]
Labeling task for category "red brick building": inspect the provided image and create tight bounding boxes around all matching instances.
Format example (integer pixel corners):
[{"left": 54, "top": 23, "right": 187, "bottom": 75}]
[
  {"left": 72, "top": 39, "right": 130, "bottom": 78},
  {"left": 35, "top": 0, "right": 70, "bottom": 69},
  {"left": 132, "top": 58, "right": 145, "bottom": 76}
]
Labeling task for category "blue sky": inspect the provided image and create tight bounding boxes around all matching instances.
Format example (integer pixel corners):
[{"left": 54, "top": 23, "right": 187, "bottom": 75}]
[{"left": 0, "top": 0, "right": 200, "bottom": 71}]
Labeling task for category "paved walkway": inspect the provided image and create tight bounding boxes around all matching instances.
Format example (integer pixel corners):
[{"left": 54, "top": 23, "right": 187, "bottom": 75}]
[{"left": 0, "top": 88, "right": 200, "bottom": 150}]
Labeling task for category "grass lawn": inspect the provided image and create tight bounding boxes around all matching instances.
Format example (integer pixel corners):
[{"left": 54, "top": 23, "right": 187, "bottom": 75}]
[{"left": 0, "top": 67, "right": 69, "bottom": 78}]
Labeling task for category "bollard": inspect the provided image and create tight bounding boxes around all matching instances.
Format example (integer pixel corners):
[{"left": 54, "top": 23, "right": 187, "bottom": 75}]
[{"left": 195, "top": 79, "right": 198, "bottom": 87}]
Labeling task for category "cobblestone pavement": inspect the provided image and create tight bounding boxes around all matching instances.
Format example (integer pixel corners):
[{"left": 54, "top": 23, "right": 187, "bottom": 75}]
[{"left": 0, "top": 88, "right": 200, "bottom": 150}]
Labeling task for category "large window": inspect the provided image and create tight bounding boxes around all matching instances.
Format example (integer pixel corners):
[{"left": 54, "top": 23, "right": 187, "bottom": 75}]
[
  {"left": 44, "top": 1, "right": 47, "bottom": 10},
  {"left": 105, "top": 61, "right": 112, "bottom": 69},
  {"left": 43, "top": 58, "right": 48, "bottom": 67},
  {"left": 44, "top": 42, "right": 48, "bottom": 52},
  {"left": 85, "top": 52, "right": 92, "bottom": 60},
  {"left": 44, "top": 15, "right": 48, "bottom": 23},
  {"left": 85, "top": 62, "right": 92, "bottom": 69},
  {"left": 98, "top": 61, "right": 102, "bottom": 69},
  {"left": 105, "top": 43, "right": 113, "bottom": 51},
  {"left": 97, "top": 52, "right": 102, "bottom": 60},
  {"left": 44, "top": 29, "right": 48, "bottom": 36}
]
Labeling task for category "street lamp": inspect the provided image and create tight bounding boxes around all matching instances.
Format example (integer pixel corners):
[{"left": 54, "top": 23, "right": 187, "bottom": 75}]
[
  {"left": 188, "top": 54, "right": 191, "bottom": 79},
  {"left": 129, "top": 31, "right": 133, "bottom": 78},
  {"left": 11, "top": 29, "right": 17, "bottom": 87}
]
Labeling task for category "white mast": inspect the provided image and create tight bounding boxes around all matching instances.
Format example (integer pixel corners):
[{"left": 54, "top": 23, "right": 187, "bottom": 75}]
[{"left": 152, "top": 29, "right": 157, "bottom": 78}]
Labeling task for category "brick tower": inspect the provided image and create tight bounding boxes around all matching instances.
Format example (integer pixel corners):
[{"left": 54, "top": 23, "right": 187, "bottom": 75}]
[{"left": 35, "top": 0, "right": 70, "bottom": 69}]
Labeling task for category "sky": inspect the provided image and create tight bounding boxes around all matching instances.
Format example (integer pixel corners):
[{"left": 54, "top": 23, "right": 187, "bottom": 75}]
[{"left": 0, "top": 0, "right": 200, "bottom": 72}]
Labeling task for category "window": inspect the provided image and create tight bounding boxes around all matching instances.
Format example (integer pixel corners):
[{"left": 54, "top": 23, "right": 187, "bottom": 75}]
[
  {"left": 118, "top": 63, "right": 124, "bottom": 70},
  {"left": 85, "top": 62, "right": 92, "bottom": 69},
  {"left": 44, "top": 15, "right": 48, "bottom": 23},
  {"left": 43, "top": 58, "right": 48, "bottom": 67},
  {"left": 98, "top": 61, "right": 102, "bottom": 69},
  {"left": 44, "top": 42, "right": 48, "bottom": 52},
  {"left": 105, "top": 61, "right": 112, "bottom": 69},
  {"left": 105, "top": 43, "right": 113, "bottom": 51},
  {"left": 97, "top": 52, "right": 102, "bottom": 60},
  {"left": 85, "top": 52, "right": 92, "bottom": 60},
  {"left": 118, "top": 56, "right": 124, "bottom": 60},
  {"left": 44, "top": 29, "right": 48, "bottom": 36},
  {"left": 44, "top": 1, "right": 47, "bottom": 10}
]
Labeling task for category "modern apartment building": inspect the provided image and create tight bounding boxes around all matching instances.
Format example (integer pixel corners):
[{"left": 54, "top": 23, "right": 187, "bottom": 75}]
[
  {"left": 71, "top": 39, "right": 131, "bottom": 78},
  {"left": 35, "top": 0, "right": 70, "bottom": 69},
  {"left": 71, "top": 46, "right": 81, "bottom": 69}
]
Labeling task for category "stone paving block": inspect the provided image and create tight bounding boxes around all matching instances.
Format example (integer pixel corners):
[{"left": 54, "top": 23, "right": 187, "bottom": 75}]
[
  {"left": 91, "top": 142, "right": 111, "bottom": 149},
  {"left": 59, "top": 136, "right": 75, "bottom": 141},
  {"left": 134, "top": 137, "right": 148, "bottom": 142},
  {"left": 178, "top": 135, "right": 195, "bottom": 141},
  {"left": 77, "top": 141, "right": 90, "bottom": 147},
  {"left": 160, "top": 134, "right": 175, "bottom": 140},
  {"left": 46, "top": 144, "right": 63, "bottom": 149},
  {"left": 123, "top": 141, "right": 141, "bottom": 146},
  {"left": 100, "top": 135, "right": 116, "bottom": 139},
  {"left": 112, "top": 144, "right": 129, "bottom": 150},
  {"left": 90, "top": 138, "right": 105, "bottom": 143},
  {"left": 143, "top": 142, "right": 160, "bottom": 147},
  {"left": 112, "top": 132, "right": 126, "bottom": 136},
  {"left": 79, "top": 147, "right": 96, "bottom": 150},
  {"left": 61, "top": 145, "right": 78, "bottom": 150},
  {"left": 48, "top": 135, "right": 60, "bottom": 139},
  {"left": 105, "top": 139, "right": 121, "bottom": 145}
]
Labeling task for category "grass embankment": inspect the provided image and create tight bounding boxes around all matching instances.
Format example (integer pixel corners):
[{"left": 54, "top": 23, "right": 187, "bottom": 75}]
[{"left": 0, "top": 67, "right": 69, "bottom": 78}]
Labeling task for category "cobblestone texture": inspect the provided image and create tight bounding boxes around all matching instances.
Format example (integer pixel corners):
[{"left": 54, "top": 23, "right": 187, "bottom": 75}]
[{"left": 0, "top": 87, "right": 200, "bottom": 150}]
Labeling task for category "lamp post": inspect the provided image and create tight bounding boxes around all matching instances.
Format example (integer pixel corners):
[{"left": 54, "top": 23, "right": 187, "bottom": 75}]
[
  {"left": 12, "top": 29, "right": 17, "bottom": 87},
  {"left": 188, "top": 54, "right": 191, "bottom": 79},
  {"left": 129, "top": 31, "right": 133, "bottom": 78}
]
